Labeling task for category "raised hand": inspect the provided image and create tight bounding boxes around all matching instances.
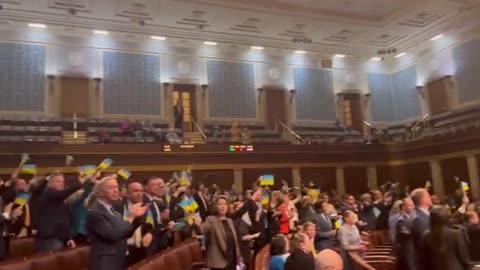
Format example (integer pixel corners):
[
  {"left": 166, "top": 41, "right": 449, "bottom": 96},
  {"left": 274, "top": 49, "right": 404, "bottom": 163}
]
[{"left": 129, "top": 203, "right": 149, "bottom": 218}]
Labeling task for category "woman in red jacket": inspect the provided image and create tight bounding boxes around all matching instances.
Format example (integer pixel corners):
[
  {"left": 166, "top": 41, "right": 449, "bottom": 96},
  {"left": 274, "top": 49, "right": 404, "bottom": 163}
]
[{"left": 275, "top": 195, "right": 291, "bottom": 235}]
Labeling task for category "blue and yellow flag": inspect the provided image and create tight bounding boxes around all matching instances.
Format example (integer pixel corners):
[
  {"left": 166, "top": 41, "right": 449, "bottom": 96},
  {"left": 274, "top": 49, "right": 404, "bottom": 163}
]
[
  {"left": 308, "top": 188, "right": 320, "bottom": 202},
  {"left": 179, "top": 198, "right": 199, "bottom": 213},
  {"left": 21, "top": 164, "right": 37, "bottom": 175},
  {"left": 97, "top": 158, "right": 113, "bottom": 170},
  {"left": 14, "top": 192, "right": 30, "bottom": 206},
  {"left": 180, "top": 171, "right": 192, "bottom": 186},
  {"left": 259, "top": 175, "right": 274, "bottom": 186},
  {"left": 462, "top": 181, "right": 469, "bottom": 192},
  {"left": 79, "top": 165, "right": 96, "bottom": 176},
  {"left": 261, "top": 194, "right": 270, "bottom": 205},
  {"left": 117, "top": 168, "right": 132, "bottom": 180},
  {"left": 335, "top": 218, "right": 343, "bottom": 229},
  {"left": 146, "top": 210, "right": 155, "bottom": 226},
  {"left": 166, "top": 192, "right": 171, "bottom": 204},
  {"left": 19, "top": 153, "right": 29, "bottom": 167}
]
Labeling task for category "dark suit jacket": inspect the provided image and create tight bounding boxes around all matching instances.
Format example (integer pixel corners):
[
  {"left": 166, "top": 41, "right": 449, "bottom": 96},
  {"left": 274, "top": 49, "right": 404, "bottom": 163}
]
[
  {"left": 230, "top": 199, "right": 268, "bottom": 251},
  {"left": 173, "top": 105, "right": 184, "bottom": 121},
  {"left": 87, "top": 201, "right": 142, "bottom": 270},
  {"left": 420, "top": 227, "right": 470, "bottom": 270},
  {"left": 193, "top": 192, "right": 208, "bottom": 221},
  {"left": 0, "top": 203, "right": 7, "bottom": 261},
  {"left": 284, "top": 249, "right": 315, "bottom": 270},
  {"left": 36, "top": 180, "right": 83, "bottom": 241},
  {"left": 314, "top": 213, "right": 334, "bottom": 252},
  {"left": 411, "top": 208, "right": 430, "bottom": 268},
  {"left": 142, "top": 194, "right": 170, "bottom": 256}
]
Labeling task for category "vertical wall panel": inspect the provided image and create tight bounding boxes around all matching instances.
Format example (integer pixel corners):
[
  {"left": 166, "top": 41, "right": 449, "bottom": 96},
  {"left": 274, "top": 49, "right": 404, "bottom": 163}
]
[
  {"left": 300, "top": 167, "right": 337, "bottom": 192},
  {"left": 344, "top": 166, "right": 368, "bottom": 195},
  {"left": 0, "top": 43, "right": 45, "bottom": 112},
  {"left": 392, "top": 65, "right": 420, "bottom": 120},
  {"left": 368, "top": 73, "right": 394, "bottom": 121},
  {"left": 207, "top": 60, "right": 256, "bottom": 118},
  {"left": 453, "top": 39, "right": 480, "bottom": 103},
  {"left": 440, "top": 157, "right": 468, "bottom": 197},
  {"left": 191, "top": 169, "right": 234, "bottom": 190},
  {"left": 103, "top": 51, "right": 161, "bottom": 115},
  {"left": 293, "top": 67, "right": 336, "bottom": 121}
]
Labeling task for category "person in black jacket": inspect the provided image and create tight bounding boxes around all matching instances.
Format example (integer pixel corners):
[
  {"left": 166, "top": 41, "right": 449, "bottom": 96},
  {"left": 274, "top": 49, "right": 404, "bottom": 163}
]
[
  {"left": 0, "top": 202, "right": 23, "bottom": 261},
  {"left": 87, "top": 176, "right": 148, "bottom": 270},
  {"left": 284, "top": 232, "right": 315, "bottom": 270},
  {"left": 35, "top": 173, "right": 88, "bottom": 252},
  {"left": 193, "top": 183, "right": 209, "bottom": 221}
]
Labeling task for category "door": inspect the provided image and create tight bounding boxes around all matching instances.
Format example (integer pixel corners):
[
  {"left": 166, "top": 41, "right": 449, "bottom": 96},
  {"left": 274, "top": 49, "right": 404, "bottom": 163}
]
[
  {"left": 427, "top": 78, "right": 449, "bottom": 114},
  {"left": 264, "top": 88, "right": 287, "bottom": 130},
  {"left": 172, "top": 84, "right": 197, "bottom": 132},
  {"left": 342, "top": 93, "right": 364, "bottom": 134},
  {"left": 60, "top": 77, "right": 90, "bottom": 117}
]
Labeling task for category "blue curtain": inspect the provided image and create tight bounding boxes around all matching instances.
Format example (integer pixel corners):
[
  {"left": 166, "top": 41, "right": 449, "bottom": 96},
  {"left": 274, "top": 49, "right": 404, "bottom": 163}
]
[
  {"left": 293, "top": 67, "right": 336, "bottom": 120},
  {"left": 0, "top": 43, "right": 45, "bottom": 112},
  {"left": 207, "top": 60, "right": 256, "bottom": 118},
  {"left": 368, "top": 65, "right": 419, "bottom": 121},
  {"left": 453, "top": 39, "right": 480, "bottom": 103},
  {"left": 103, "top": 51, "right": 161, "bottom": 115}
]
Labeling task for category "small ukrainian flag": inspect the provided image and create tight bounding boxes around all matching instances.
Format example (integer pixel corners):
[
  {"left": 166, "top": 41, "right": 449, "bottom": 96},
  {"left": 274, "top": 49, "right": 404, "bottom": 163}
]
[
  {"left": 146, "top": 210, "right": 155, "bottom": 226},
  {"left": 14, "top": 192, "right": 30, "bottom": 206},
  {"left": 462, "top": 181, "right": 469, "bottom": 192},
  {"left": 260, "top": 175, "right": 274, "bottom": 186},
  {"left": 117, "top": 168, "right": 132, "bottom": 180},
  {"left": 97, "top": 158, "right": 113, "bottom": 170},
  {"left": 79, "top": 165, "right": 96, "bottom": 176},
  {"left": 180, "top": 171, "right": 192, "bottom": 186},
  {"left": 335, "top": 218, "right": 343, "bottom": 229},
  {"left": 261, "top": 194, "right": 270, "bottom": 205},
  {"left": 21, "top": 164, "right": 37, "bottom": 175}
]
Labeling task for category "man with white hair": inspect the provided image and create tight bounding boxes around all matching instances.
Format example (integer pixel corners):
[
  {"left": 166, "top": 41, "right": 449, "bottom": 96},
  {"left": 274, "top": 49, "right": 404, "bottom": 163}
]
[{"left": 87, "top": 177, "right": 148, "bottom": 270}]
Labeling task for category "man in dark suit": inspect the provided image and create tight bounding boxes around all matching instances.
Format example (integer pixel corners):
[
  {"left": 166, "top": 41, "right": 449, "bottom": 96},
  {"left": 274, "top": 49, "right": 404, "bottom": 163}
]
[
  {"left": 313, "top": 201, "right": 335, "bottom": 252},
  {"left": 113, "top": 180, "right": 151, "bottom": 266},
  {"left": 410, "top": 188, "right": 432, "bottom": 269},
  {"left": 143, "top": 177, "right": 175, "bottom": 256},
  {"left": 0, "top": 202, "right": 23, "bottom": 261},
  {"left": 173, "top": 100, "right": 184, "bottom": 130},
  {"left": 87, "top": 176, "right": 148, "bottom": 270},
  {"left": 35, "top": 173, "right": 87, "bottom": 252},
  {"left": 395, "top": 197, "right": 416, "bottom": 270},
  {"left": 193, "top": 183, "right": 208, "bottom": 221}
]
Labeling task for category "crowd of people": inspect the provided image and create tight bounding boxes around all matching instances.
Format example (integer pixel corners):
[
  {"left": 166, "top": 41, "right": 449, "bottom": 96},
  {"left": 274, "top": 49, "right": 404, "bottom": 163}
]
[{"left": 0, "top": 169, "right": 478, "bottom": 270}]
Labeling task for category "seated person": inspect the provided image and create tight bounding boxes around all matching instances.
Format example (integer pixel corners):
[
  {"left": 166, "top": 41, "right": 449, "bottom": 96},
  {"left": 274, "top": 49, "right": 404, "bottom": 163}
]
[
  {"left": 120, "top": 120, "right": 131, "bottom": 134},
  {"left": 270, "top": 234, "right": 290, "bottom": 270},
  {"left": 241, "top": 128, "right": 251, "bottom": 144},
  {"left": 284, "top": 233, "right": 315, "bottom": 270},
  {"left": 166, "top": 129, "right": 182, "bottom": 144},
  {"left": 230, "top": 122, "right": 241, "bottom": 143},
  {"left": 212, "top": 125, "right": 223, "bottom": 139}
]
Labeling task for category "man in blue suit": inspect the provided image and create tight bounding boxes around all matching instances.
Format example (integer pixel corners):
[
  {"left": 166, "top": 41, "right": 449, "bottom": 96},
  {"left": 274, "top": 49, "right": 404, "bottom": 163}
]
[
  {"left": 410, "top": 188, "right": 432, "bottom": 270},
  {"left": 87, "top": 176, "right": 148, "bottom": 270}
]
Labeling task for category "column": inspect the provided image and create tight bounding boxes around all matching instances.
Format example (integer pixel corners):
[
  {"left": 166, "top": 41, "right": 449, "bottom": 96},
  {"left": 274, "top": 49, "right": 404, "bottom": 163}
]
[
  {"left": 467, "top": 155, "right": 480, "bottom": 200},
  {"left": 429, "top": 160, "right": 444, "bottom": 198},
  {"left": 366, "top": 165, "right": 378, "bottom": 188},
  {"left": 233, "top": 168, "right": 243, "bottom": 192},
  {"left": 336, "top": 167, "right": 346, "bottom": 195},
  {"left": 292, "top": 167, "right": 301, "bottom": 187}
]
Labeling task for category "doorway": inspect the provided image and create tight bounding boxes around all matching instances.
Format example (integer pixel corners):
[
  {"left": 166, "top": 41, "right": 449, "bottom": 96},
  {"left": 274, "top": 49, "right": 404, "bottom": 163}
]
[
  {"left": 264, "top": 88, "right": 287, "bottom": 130},
  {"left": 60, "top": 77, "right": 90, "bottom": 118},
  {"left": 172, "top": 84, "right": 197, "bottom": 132},
  {"left": 341, "top": 93, "right": 364, "bottom": 134}
]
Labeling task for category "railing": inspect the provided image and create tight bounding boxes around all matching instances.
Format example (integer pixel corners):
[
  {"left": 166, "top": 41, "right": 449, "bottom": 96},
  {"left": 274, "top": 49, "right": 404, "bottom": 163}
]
[
  {"left": 409, "top": 113, "right": 431, "bottom": 140},
  {"left": 191, "top": 118, "right": 207, "bottom": 139},
  {"left": 276, "top": 119, "right": 304, "bottom": 143}
]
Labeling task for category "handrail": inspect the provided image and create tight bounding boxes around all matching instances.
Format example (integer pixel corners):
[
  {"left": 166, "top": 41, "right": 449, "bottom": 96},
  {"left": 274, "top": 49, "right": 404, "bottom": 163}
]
[
  {"left": 276, "top": 119, "right": 304, "bottom": 142},
  {"left": 191, "top": 118, "right": 207, "bottom": 139},
  {"left": 411, "top": 113, "right": 431, "bottom": 131},
  {"left": 363, "top": 121, "right": 383, "bottom": 133}
]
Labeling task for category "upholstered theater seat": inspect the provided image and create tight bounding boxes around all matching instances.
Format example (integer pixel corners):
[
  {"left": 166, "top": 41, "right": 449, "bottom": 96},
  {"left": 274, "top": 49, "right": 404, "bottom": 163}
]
[{"left": 8, "top": 238, "right": 35, "bottom": 260}]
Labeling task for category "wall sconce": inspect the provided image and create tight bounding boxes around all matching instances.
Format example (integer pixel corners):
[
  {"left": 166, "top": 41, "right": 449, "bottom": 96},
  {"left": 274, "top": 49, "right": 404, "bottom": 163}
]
[
  {"left": 288, "top": 89, "right": 296, "bottom": 95},
  {"left": 93, "top": 77, "right": 102, "bottom": 83},
  {"left": 162, "top": 82, "right": 171, "bottom": 88},
  {"left": 416, "top": 85, "right": 425, "bottom": 99},
  {"left": 47, "top": 74, "right": 56, "bottom": 93},
  {"left": 46, "top": 74, "right": 56, "bottom": 80}
]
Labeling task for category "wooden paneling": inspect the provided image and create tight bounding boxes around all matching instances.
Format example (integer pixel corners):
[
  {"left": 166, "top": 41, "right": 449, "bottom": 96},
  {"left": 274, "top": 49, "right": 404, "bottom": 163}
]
[
  {"left": 441, "top": 157, "right": 468, "bottom": 196},
  {"left": 426, "top": 77, "right": 450, "bottom": 114},
  {"left": 60, "top": 77, "right": 90, "bottom": 117},
  {"left": 264, "top": 89, "right": 287, "bottom": 129},
  {"left": 243, "top": 168, "right": 292, "bottom": 190},
  {"left": 191, "top": 169, "right": 234, "bottom": 190},
  {"left": 300, "top": 167, "right": 336, "bottom": 191},
  {"left": 376, "top": 165, "right": 393, "bottom": 186},
  {"left": 344, "top": 166, "right": 368, "bottom": 195}
]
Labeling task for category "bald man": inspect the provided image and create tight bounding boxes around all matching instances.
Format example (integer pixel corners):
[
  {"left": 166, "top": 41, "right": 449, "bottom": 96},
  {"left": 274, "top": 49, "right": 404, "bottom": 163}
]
[{"left": 87, "top": 177, "right": 148, "bottom": 270}]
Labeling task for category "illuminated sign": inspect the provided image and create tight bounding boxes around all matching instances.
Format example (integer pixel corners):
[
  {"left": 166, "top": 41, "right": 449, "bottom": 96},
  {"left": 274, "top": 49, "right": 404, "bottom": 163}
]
[{"left": 229, "top": 145, "right": 254, "bottom": 152}]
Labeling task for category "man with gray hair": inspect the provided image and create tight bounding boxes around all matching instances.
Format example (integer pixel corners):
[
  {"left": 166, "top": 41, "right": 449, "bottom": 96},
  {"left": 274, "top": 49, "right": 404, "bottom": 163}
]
[
  {"left": 409, "top": 188, "right": 432, "bottom": 270},
  {"left": 87, "top": 176, "right": 148, "bottom": 270}
]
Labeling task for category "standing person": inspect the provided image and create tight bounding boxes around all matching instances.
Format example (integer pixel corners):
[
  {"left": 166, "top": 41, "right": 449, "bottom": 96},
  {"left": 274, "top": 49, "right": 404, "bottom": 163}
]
[
  {"left": 0, "top": 203, "right": 23, "bottom": 261},
  {"left": 410, "top": 188, "right": 432, "bottom": 269},
  {"left": 313, "top": 201, "right": 336, "bottom": 252},
  {"left": 338, "top": 210, "right": 375, "bottom": 270},
  {"left": 269, "top": 234, "right": 290, "bottom": 270},
  {"left": 284, "top": 233, "right": 315, "bottom": 270},
  {"left": 394, "top": 198, "right": 416, "bottom": 270},
  {"left": 419, "top": 206, "right": 470, "bottom": 270},
  {"left": 275, "top": 195, "right": 290, "bottom": 235},
  {"left": 193, "top": 183, "right": 209, "bottom": 221},
  {"left": 230, "top": 122, "right": 241, "bottom": 143},
  {"left": 35, "top": 173, "right": 87, "bottom": 252},
  {"left": 198, "top": 196, "right": 243, "bottom": 270},
  {"left": 174, "top": 100, "right": 184, "bottom": 130},
  {"left": 113, "top": 180, "right": 152, "bottom": 266},
  {"left": 87, "top": 177, "right": 148, "bottom": 270}
]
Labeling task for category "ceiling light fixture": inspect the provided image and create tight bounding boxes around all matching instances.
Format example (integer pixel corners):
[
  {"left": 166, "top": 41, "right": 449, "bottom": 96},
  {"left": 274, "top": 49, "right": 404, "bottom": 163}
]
[
  {"left": 370, "top": 57, "right": 382, "bottom": 61},
  {"left": 150, "top": 35, "right": 166, "bottom": 41},
  {"left": 430, "top": 34, "right": 444, "bottom": 41},
  {"left": 203, "top": 41, "right": 217, "bottom": 45},
  {"left": 250, "top": 46, "right": 264, "bottom": 50},
  {"left": 28, "top": 23, "right": 47, "bottom": 29},
  {"left": 92, "top": 30, "right": 109, "bottom": 35},
  {"left": 333, "top": 54, "right": 346, "bottom": 58},
  {"left": 294, "top": 50, "right": 306, "bottom": 54},
  {"left": 395, "top": 52, "right": 406, "bottom": 58}
]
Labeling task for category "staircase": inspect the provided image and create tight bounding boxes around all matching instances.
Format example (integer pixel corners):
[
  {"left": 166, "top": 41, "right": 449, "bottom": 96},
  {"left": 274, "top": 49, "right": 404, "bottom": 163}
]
[
  {"left": 182, "top": 132, "right": 206, "bottom": 144},
  {"left": 62, "top": 131, "right": 87, "bottom": 144}
]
